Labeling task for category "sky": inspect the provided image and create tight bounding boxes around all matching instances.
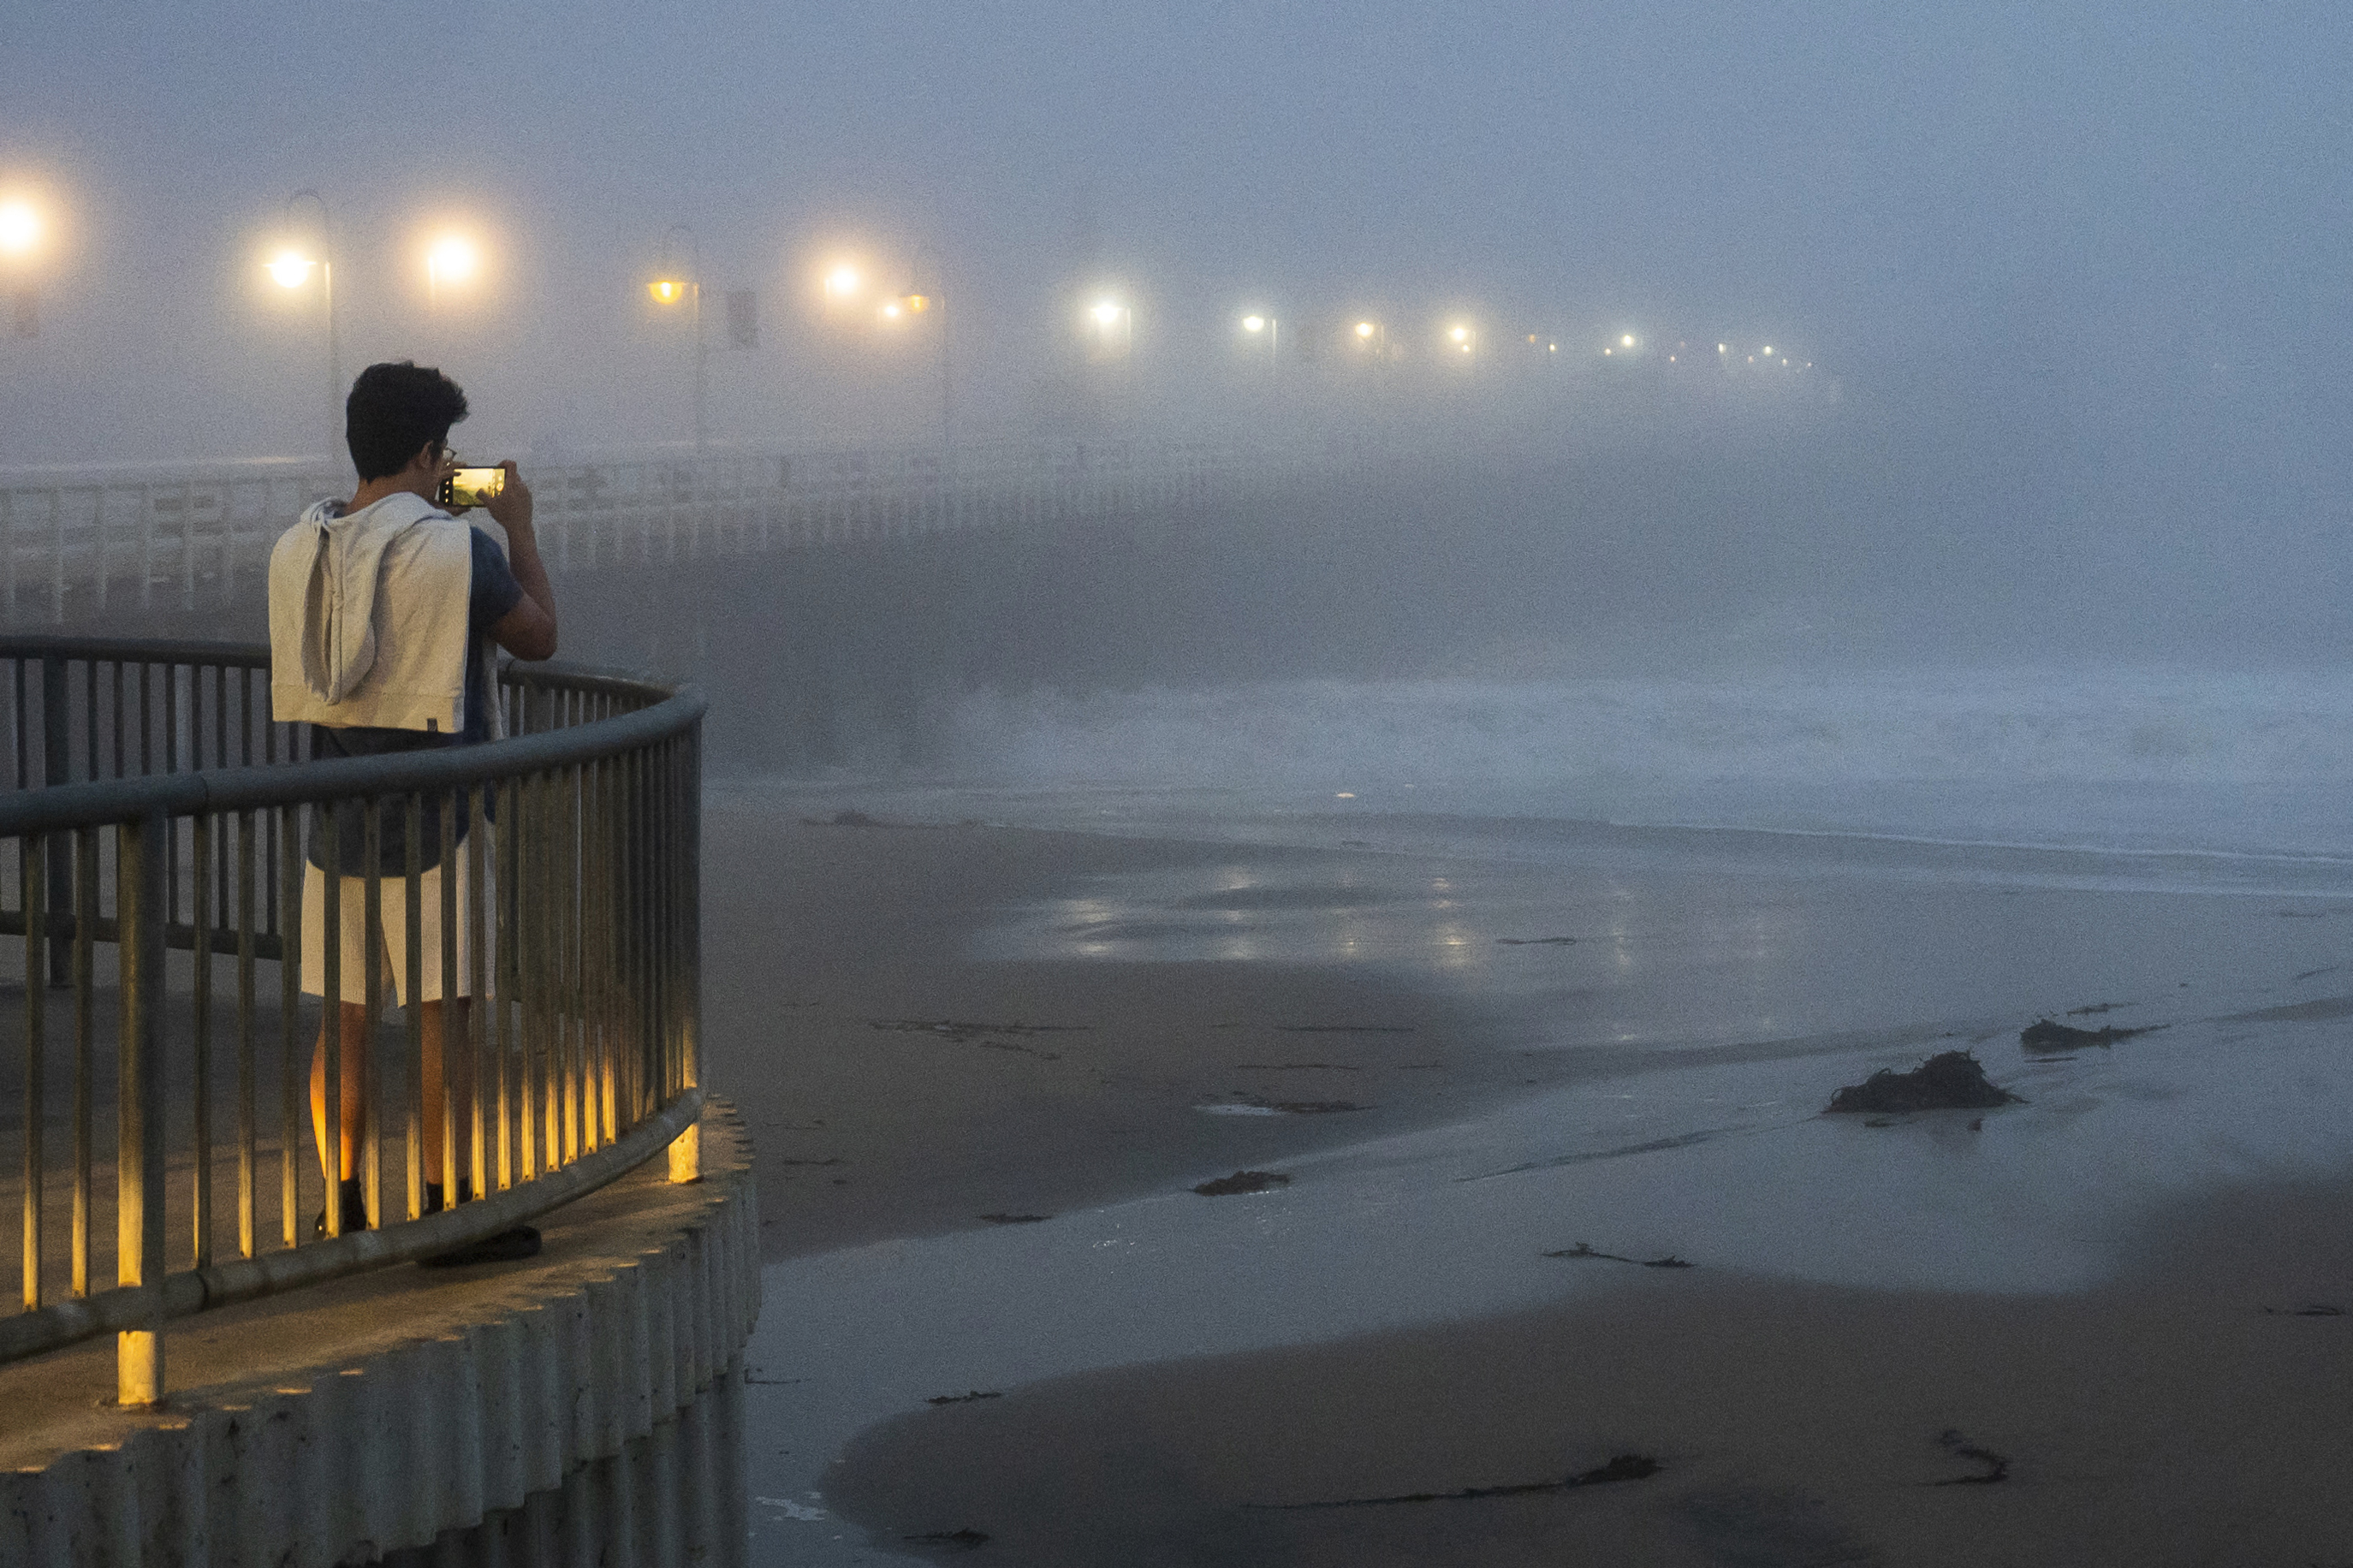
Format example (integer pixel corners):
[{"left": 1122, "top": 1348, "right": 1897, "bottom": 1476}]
[{"left": 3, "top": 0, "right": 2350, "bottom": 624}]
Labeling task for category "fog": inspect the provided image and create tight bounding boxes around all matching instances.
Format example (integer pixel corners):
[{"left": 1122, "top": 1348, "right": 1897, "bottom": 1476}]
[{"left": 6, "top": 2, "right": 2353, "bottom": 694}]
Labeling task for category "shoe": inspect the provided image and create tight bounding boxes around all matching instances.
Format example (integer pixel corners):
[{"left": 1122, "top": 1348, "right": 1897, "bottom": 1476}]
[
  {"left": 312, "top": 1178, "right": 370, "bottom": 1239},
  {"left": 419, "top": 1225, "right": 542, "bottom": 1268}
]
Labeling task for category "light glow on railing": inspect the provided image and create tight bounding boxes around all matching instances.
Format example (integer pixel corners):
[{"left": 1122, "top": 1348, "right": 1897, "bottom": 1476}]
[{"left": 0, "top": 639, "right": 704, "bottom": 1404}]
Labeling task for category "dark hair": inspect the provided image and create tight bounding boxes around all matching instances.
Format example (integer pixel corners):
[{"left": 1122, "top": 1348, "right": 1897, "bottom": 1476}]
[{"left": 345, "top": 361, "right": 469, "bottom": 481}]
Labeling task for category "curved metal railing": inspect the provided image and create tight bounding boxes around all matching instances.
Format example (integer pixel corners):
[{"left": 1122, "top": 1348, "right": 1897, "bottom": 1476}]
[{"left": 0, "top": 635, "right": 704, "bottom": 1403}]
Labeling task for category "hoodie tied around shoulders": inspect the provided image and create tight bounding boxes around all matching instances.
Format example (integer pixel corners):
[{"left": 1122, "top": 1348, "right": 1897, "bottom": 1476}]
[{"left": 268, "top": 490, "right": 475, "bottom": 734}]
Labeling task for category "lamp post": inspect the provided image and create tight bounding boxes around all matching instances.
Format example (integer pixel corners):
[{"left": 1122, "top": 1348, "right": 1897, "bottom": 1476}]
[
  {"left": 900, "top": 243, "right": 951, "bottom": 456},
  {"left": 1087, "top": 298, "right": 1132, "bottom": 359},
  {"left": 425, "top": 234, "right": 478, "bottom": 311},
  {"left": 648, "top": 225, "right": 707, "bottom": 451},
  {"left": 1241, "top": 312, "right": 1279, "bottom": 376},
  {"left": 267, "top": 190, "right": 342, "bottom": 463},
  {"left": 1, "top": 196, "right": 44, "bottom": 340}
]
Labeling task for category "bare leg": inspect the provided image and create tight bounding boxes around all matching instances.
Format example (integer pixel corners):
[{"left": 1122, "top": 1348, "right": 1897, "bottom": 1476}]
[{"left": 308, "top": 1002, "right": 372, "bottom": 1185}]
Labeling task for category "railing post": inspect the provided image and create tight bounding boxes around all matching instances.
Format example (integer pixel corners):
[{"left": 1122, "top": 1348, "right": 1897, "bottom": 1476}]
[
  {"left": 667, "top": 726, "right": 701, "bottom": 1185},
  {"left": 116, "top": 808, "right": 169, "bottom": 1406},
  {"left": 42, "top": 656, "right": 71, "bottom": 987}
]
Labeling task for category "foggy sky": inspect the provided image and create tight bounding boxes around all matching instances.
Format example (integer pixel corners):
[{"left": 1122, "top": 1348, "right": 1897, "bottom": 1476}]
[{"left": 3, "top": 3, "right": 2350, "bottom": 582}]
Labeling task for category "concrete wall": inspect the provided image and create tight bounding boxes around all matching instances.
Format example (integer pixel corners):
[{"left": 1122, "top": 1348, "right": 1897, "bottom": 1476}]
[{"left": 0, "top": 1102, "right": 758, "bottom": 1568}]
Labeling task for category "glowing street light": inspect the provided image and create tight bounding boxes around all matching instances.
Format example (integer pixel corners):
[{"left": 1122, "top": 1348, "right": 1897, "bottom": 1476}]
[
  {"left": 823, "top": 264, "right": 861, "bottom": 300},
  {"left": 648, "top": 224, "right": 706, "bottom": 450},
  {"left": 1447, "top": 323, "right": 1477, "bottom": 361},
  {"left": 899, "top": 243, "right": 953, "bottom": 454},
  {"left": 270, "top": 190, "right": 342, "bottom": 461},
  {"left": 1621, "top": 333, "right": 1637, "bottom": 348},
  {"left": 0, "top": 199, "right": 39, "bottom": 258},
  {"left": 2, "top": 196, "right": 45, "bottom": 341},
  {"left": 1086, "top": 297, "right": 1132, "bottom": 357},
  {"left": 1239, "top": 312, "right": 1279, "bottom": 373},
  {"left": 425, "top": 235, "right": 478, "bottom": 306}
]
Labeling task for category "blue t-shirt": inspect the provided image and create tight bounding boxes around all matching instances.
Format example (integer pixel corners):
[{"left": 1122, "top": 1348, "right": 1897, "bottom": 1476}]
[{"left": 306, "top": 527, "right": 526, "bottom": 873}]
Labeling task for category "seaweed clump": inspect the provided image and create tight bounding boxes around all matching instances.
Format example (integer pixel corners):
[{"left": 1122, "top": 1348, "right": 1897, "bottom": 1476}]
[
  {"left": 1825, "top": 1050, "right": 2023, "bottom": 1114},
  {"left": 2020, "top": 1018, "right": 2149, "bottom": 1052}
]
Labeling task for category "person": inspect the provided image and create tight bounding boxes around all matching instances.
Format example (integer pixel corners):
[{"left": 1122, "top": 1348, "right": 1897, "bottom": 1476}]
[{"left": 266, "top": 360, "right": 557, "bottom": 1256}]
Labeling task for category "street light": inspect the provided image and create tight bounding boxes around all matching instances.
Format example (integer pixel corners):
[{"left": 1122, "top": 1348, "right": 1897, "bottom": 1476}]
[
  {"left": 647, "top": 224, "right": 706, "bottom": 451},
  {"left": 0, "top": 200, "right": 38, "bottom": 257},
  {"left": 1086, "top": 297, "right": 1132, "bottom": 359},
  {"left": 2, "top": 196, "right": 44, "bottom": 341},
  {"left": 823, "top": 264, "right": 861, "bottom": 300},
  {"left": 425, "top": 235, "right": 478, "bottom": 307},
  {"left": 270, "top": 190, "right": 342, "bottom": 463},
  {"left": 1447, "top": 323, "right": 1477, "bottom": 362},
  {"left": 1240, "top": 312, "right": 1278, "bottom": 373},
  {"left": 900, "top": 243, "right": 952, "bottom": 454}
]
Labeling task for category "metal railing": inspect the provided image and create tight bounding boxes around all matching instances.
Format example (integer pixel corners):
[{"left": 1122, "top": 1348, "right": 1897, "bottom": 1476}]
[
  {"left": 0, "top": 433, "right": 1359, "bottom": 622},
  {"left": 0, "top": 634, "right": 704, "bottom": 1404}
]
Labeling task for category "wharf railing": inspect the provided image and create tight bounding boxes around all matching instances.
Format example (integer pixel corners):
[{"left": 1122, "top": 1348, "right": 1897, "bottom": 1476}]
[
  {"left": 0, "top": 433, "right": 1355, "bottom": 623},
  {"left": 0, "top": 634, "right": 704, "bottom": 1405}
]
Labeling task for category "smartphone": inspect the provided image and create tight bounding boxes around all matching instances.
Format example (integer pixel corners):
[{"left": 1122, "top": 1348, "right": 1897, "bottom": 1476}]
[{"left": 437, "top": 466, "right": 506, "bottom": 509}]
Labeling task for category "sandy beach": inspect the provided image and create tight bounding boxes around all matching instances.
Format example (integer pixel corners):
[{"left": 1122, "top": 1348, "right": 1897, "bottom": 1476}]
[{"left": 715, "top": 793, "right": 2353, "bottom": 1565}]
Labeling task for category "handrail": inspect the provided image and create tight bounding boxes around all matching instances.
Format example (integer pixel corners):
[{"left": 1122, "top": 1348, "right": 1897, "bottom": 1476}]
[
  {"left": 1, "top": 635, "right": 705, "bottom": 1405},
  {"left": 0, "top": 684, "right": 702, "bottom": 833}
]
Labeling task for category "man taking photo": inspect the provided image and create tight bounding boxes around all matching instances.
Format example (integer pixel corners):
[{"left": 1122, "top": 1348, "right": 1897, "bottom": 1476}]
[{"left": 267, "top": 359, "right": 557, "bottom": 1255}]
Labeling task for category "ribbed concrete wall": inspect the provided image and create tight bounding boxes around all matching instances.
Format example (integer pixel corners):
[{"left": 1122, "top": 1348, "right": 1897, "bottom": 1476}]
[
  {"left": 0, "top": 1100, "right": 758, "bottom": 1568},
  {"left": 383, "top": 1363, "right": 746, "bottom": 1568}
]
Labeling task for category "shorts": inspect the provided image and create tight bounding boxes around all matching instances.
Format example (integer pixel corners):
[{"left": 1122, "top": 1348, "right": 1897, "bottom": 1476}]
[{"left": 300, "top": 840, "right": 496, "bottom": 1006}]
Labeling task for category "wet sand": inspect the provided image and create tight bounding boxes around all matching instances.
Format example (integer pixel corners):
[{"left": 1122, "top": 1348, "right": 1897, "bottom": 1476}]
[
  {"left": 701, "top": 806, "right": 1569, "bottom": 1263},
  {"left": 820, "top": 1176, "right": 2353, "bottom": 1565},
  {"left": 715, "top": 799, "right": 2353, "bottom": 1565}
]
